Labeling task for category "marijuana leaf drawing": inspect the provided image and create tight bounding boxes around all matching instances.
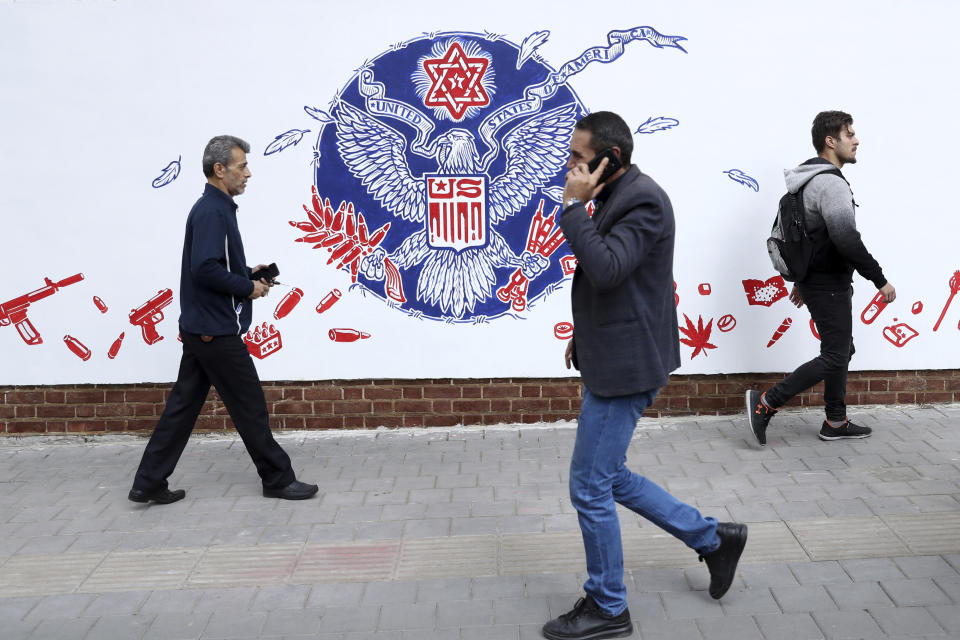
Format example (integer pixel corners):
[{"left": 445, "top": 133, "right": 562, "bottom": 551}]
[{"left": 679, "top": 314, "right": 717, "bottom": 359}]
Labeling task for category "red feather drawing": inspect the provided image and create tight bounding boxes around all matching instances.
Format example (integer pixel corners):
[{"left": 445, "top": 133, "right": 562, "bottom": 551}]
[{"left": 679, "top": 314, "right": 717, "bottom": 359}]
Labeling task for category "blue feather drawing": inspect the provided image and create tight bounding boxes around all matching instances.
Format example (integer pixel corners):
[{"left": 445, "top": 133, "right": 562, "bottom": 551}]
[
  {"left": 517, "top": 29, "right": 550, "bottom": 69},
  {"left": 304, "top": 106, "right": 334, "bottom": 123},
  {"left": 635, "top": 116, "right": 679, "bottom": 134},
  {"left": 723, "top": 169, "right": 759, "bottom": 192},
  {"left": 151, "top": 156, "right": 180, "bottom": 189},
  {"left": 264, "top": 129, "right": 310, "bottom": 156}
]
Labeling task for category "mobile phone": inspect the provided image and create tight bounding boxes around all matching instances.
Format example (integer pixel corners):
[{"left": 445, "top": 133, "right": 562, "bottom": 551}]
[
  {"left": 586, "top": 148, "right": 622, "bottom": 184},
  {"left": 250, "top": 262, "right": 279, "bottom": 282}
]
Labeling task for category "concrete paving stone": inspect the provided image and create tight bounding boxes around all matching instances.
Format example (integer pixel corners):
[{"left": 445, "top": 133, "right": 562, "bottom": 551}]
[
  {"left": 318, "top": 605, "right": 381, "bottom": 633},
  {"left": 739, "top": 563, "right": 801, "bottom": 588},
  {"left": 927, "top": 604, "right": 960, "bottom": 632},
  {"left": 139, "top": 588, "right": 205, "bottom": 613},
  {"left": 208, "top": 525, "right": 267, "bottom": 546},
  {"left": 425, "top": 502, "right": 471, "bottom": 519},
  {"left": 825, "top": 581, "right": 895, "bottom": 609},
  {"left": 492, "top": 597, "right": 549, "bottom": 625},
  {"left": 637, "top": 617, "right": 703, "bottom": 640},
  {"left": 436, "top": 474, "right": 478, "bottom": 489},
  {"left": 415, "top": 578, "right": 472, "bottom": 603},
  {"left": 403, "top": 518, "right": 450, "bottom": 538},
  {"left": 363, "top": 492, "right": 409, "bottom": 507},
  {"left": 695, "top": 614, "right": 763, "bottom": 640},
  {"left": 24, "top": 593, "right": 96, "bottom": 620},
  {"left": 773, "top": 501, "right": 827, "bottom": 519},
  {"left": 162, "top": 529, "right": 219, "bottom": 549},
  {"left": 334, "top": 506, "right": 384, "bottom": 524},
  {"left": 193, "top": 587, "right": 258, "bottom": 613},
  {"left": 2, "top": 619, "right": 37, "bottom": 640},
  {"left": 27, "top": 616, "right": 95, "bottom": 640},
  {"left": 496, "top": 516, "right": 544, "bottom": 534},
  {"left": 541, "top": 514, "right": 580, "bottom": 532},
  {"left": 932, "top": 575, "right": 960, "bottom": 603},
  {"left": 942, "top": 554, "right": 960, "bottom": 573},
  {"left": 307, "top": 523, "right": 358, "bottom": 542},
  {"left": 494, "top": 486, "right": 541, "bottom": 501},
  {"left": 469, "top": 501, "right": 516, "bottom": 518},
  {"left": 435, "top": 598, "right": 493, "bottom": 628},
  {"left": 471, "top": 576, "right": 525, "bottom": 600},
  {"left": 460, "top": 624, "right": 520, "bottom": 640},
  {"left": 728, "top": 502, "right": 780, "bottom": 522},
  {"left": 408, "top": 489, "right": 452, "bottom": 504},
  {"left": 790, "top": 561, "right": 853, "bottom": 586},
  {"left": 15, "top": 535, "right": 77, "bottom": 556},
  {"left": 143, "top": 612, "right": 212, "bottom": 640},
  {"left": 355, "top": 521, "right": 404, "bottom": 540},
  {"left": 631, "top": 567, "right": 690, "bottom": 593},
  {"left": 839, "top": 557, "right": 906, "bottom": 582},
  {"left": 394, "top": 476, "right": 437, "bottom": 490},
  {"left": 863, "top": 496, "right": 923, "bottom": 515},
  {"left": 753, "top": 612, "right": 825, "bottom": 640},
  {"left": 83, "top": 590, "right": 151, "bottom": 616},
  {"left": 880, "top": 578, "right": 953, "bottom": 606},
  {"left": 199, "top": 610, "right": 266, "bottom": 638},
  {"left": 363, "top": 581, "right": 418, "bottom": 605},
  {"left": 380, "top": 504, "right": 428, "bottom": 521},
  {"left": 259, "top": 607, "right": 326, "bottom": 637},
  {"left": 716, "top": 587, "right": 780, "bottom": 615},
  {"left": 661, "top": 591, "right": 725, "bottom": 619},
  {"left": 811, "top": 609, "right": 884, "bottom": 640},
  {"left": 241, "top": 509, "right": 294, "bottom": 527},
  {"left": 249, "top": 584, "right": 313, "bottom": 611},
  {"left": 403, "top": 629, "right": 461, "bottom": 640},
  {"left": 770, "top": 585, "right": 838, "bottom": 613},
  {"left": 352, "top": 478, "right": 396, "bottom": 492},
  {"left": 305, "top": 583, "right": 365, "bottom": 608},
  {"left": 451, "top": 517, "right": 499, "bottom": 536},
  {"left": 83, "top": 613, "right": 155, "bottom": 640},
  {"left": 523, "top": 573, "right": 581, "bottom": 597},
  {"left": 893, "top": 555, "right": 960, "bottom": 578},
  {"left": 868, "top": 605, "right": 947, "bottom": 637},
  {"left": 816, "top": 498, "right": 875, "bottom": 518}
]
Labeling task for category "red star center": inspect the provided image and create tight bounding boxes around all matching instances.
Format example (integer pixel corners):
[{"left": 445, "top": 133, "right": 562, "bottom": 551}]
[{"left": 422, "top": 42, "right": 490, "bottom": 120}]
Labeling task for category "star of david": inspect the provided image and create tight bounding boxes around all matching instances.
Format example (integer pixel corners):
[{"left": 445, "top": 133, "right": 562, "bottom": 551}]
[{"left": 422, "top": 42, "right": 490, "bottom": 120}]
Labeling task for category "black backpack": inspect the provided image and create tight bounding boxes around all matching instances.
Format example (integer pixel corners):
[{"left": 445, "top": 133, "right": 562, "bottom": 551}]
[{"left": 767, "top": 168, "right": 844, "bottom": 282}]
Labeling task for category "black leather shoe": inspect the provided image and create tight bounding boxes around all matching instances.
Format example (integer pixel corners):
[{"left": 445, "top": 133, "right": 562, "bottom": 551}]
[
  {"left": 128, "top": 488, "right": 186, "bottom": 504},
  {"left": 699, "top": 522, "right": 748, "bottom": 599},
  {"left": 541, "top": 595, "right": 632, "bottom": 640},
  {"left": 263, "top": 480, "right": 318, "bottom": 500}
]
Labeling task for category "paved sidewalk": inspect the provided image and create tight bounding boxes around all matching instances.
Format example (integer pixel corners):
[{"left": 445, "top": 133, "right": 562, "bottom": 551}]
[{"left": 1, "top": 404, "right": 959, "bottom": 640}]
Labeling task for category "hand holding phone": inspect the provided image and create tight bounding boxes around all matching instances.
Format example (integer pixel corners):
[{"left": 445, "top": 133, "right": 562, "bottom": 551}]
[
  {"left": 250, "top": 262, "right": 279, "bottom": 283},
  {"left": 586, "top": 148, "right": 622, "bottom": 184}
]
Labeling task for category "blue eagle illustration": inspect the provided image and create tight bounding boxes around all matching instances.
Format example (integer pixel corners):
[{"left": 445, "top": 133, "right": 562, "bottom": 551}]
[{"left": 333, "top": 100, "right": 577, "bottom": 318}]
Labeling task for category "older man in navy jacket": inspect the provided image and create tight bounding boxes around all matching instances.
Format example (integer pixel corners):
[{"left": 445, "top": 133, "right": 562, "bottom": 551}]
[
  {"left": 541, "top": 113, "right": 747, "bottom": 640},
  {"left": 129, "top": 135, "right": 317, "bottom": 504}
]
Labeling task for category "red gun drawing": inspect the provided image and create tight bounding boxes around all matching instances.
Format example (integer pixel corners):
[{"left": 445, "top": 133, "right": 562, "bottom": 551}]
[
  {"left": 129, "top": 289, "right": 173, "bottom": 345},
  {"left": 0, "top": 273, "right": 85, "bottom": 345}
]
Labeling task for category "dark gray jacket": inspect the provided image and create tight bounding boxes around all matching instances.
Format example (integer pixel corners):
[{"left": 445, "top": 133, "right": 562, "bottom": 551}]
[{"left": 559, "top": 165, "right": 681, "bottom": 397}]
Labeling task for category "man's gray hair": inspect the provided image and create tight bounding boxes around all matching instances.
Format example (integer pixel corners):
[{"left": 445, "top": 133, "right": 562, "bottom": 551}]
[{"left": 202, "top": 135, "right": 251, "bottom": 177}]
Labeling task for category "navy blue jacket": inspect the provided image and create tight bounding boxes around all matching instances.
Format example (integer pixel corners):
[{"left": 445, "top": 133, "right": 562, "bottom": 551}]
[
  {"left": 559, "top": 165, "right": 681, "bottom": 397},
  {"left": 178, "top": 184, "right": 256, "bottom": 336}
]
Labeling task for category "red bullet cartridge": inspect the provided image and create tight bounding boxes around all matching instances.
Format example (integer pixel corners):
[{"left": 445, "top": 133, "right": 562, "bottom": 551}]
[
  {"left": 107, "top": 332, "right": 125, "bottom": 359},
  {"left": 315, "top": 289, "right": 342, "bottom": 314},
  {"left": 273, "top": 287, "right": 304, "bottom": 320},
  {"left": 329, "top": 328, "right": 370, "bottom": 342},
  {"left": 64, "top": 335, "right": 92, "bottom": 361},
  {"left": 93, "top": 296, "right": 108, "bottom": 313}
]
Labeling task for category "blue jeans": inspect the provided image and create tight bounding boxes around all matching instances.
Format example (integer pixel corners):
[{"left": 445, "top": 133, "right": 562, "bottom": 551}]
[{"left": 570, "top": 387, "right": 720, "bottom": 615}]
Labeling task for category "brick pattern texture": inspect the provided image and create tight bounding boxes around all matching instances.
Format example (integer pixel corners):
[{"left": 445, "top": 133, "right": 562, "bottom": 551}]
[{"left": 1, "top": 371, "right": 957, "bottom": 434}]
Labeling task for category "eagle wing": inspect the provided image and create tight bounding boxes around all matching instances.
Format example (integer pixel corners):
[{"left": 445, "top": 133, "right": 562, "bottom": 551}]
[
  {"left": 488, "top": 102, "right": 578, "bottom": 224},
  {"left": 334, "top": 100, "right": 426, "bottom": 222}
]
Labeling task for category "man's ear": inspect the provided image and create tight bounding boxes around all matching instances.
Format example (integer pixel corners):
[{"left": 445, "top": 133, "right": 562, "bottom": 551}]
[
  {"left": 611, "top": 146, "right": 622, "bottom": 160},
  {"left": 213, "top": 162, "right": 226, "bottom": 178},
  {"left": 824, "top": 136, "right": 836, "bottom": 150}
]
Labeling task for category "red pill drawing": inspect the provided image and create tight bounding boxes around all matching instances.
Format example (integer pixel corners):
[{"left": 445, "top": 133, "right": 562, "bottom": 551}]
[
  {"left": 860, "top": 290, "right": 888, "bottom": 324},
  {"left": 329, "top": 328, "right": 370, "bottom": 342},
  {"left": 316, "top": 289, "right": 342, "bottom": 314},
  {"left": 273, "top": 287, "right": 304, "bottom": 320},
  {"left": 93, "top": 296, "right": 108, "bottom": 313},
  {"left": 912, "top": 301, "right": 923, "bottom": 314},
  {"left": 64, "top": 335, "right": 91, "bottom": 361},
  {"left": 554, "top": 322, "right": 573, "bottom": 340},
  {"left": 766, "top": 318, "right": 793, "bottom": 347},
  {"left": 717, "top": 314, "right": 736, "bottom": 332},
  {"left": 698, "top": 283, "right": 711, "bottom": 295},
  {"left": 107, "top": 332, "right": 125, "bottom": 359}
]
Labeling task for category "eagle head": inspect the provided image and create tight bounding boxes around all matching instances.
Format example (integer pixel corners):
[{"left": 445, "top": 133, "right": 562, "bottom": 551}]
[{"left": 436, "top": 129, "right": 479, "bottom": 174}]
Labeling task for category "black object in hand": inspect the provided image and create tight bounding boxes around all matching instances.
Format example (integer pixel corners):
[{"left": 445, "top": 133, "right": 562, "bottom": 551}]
[
  {"left": 250, "top": 263, "right": 279, "bottom": 282},
  {"left": 587, "top": 148, "right": 622, "bottom": 184}
]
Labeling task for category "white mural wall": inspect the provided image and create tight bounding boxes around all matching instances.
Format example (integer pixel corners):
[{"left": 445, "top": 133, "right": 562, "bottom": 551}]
[{"left": 1, "top": 0, "right": 958, "bottom": 385}]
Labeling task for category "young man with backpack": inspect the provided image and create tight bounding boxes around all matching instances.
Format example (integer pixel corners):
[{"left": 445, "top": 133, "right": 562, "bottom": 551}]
[{"left": 746, "top": 111, "right": 896, "bottom": 446}]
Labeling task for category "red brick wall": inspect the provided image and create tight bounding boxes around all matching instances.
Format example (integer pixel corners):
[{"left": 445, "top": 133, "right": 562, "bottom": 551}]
[{"left": 1, "top": 371, "right": 957, "bottom": 434}]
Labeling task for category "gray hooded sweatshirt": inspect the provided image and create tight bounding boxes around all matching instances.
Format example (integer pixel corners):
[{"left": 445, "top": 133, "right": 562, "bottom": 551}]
[{"left": 784, "top": 157, "right": 887, "bottom": 290}]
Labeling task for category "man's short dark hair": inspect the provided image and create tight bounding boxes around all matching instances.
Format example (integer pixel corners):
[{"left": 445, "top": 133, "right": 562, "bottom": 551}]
[
  {"left": 575, "top": 111, "right": 633, "bottom": 165},
  {"left": 202, "top": 135, "right": 251, "bottom": 177},
  {"left": 811, "top": 111, "right": 853, "bottom": 154}
]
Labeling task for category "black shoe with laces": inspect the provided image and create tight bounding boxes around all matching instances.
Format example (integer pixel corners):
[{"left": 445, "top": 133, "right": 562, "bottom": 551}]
[
  {"left": 818, "top": 420, "right": 872, "bottom": 440},
  {"left": 541, "top": 595, "right": 632, "bottom": 640},
  {"left": 699, "top": 522, "right": 748, "bottom": 599},
  {"left": 745, "top": 390, "right": 776, "bottom": 447}
]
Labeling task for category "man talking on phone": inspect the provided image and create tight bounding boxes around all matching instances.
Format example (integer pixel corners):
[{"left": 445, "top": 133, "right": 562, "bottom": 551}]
[{"left": 541, "top": 112, "right": 747, "bottom": 640}]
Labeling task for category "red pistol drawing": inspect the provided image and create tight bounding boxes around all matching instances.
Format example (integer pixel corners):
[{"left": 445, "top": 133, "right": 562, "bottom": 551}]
[
  {"left": 0, "top": 273, "right": 85, "bottom": 345},
  {"left": 129, "top": 289, "right": 174, "bottom": 345}
]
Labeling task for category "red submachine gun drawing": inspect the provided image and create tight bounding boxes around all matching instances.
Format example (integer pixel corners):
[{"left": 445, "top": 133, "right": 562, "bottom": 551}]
[
  {"left": 129, "top": 288, "right": 174, "bottom": 345},
  {"left": 0, "top": 273, "right": 85, "bottom": 345},
  {"left": 497, "top": 200, "right": 566, "bottom": 312}
]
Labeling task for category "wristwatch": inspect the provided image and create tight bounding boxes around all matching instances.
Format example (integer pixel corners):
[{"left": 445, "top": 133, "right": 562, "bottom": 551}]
[{"left": 563, "top": 197, "right": 582, "bottom": 210}]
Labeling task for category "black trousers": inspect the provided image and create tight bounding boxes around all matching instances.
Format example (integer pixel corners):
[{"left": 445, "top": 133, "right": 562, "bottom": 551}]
[
  {"left": 765, "top": 285, "right": 855, "bottom": 423},
  {"left": 132, "top": 331, "right": 295, "bottom": 492}
]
